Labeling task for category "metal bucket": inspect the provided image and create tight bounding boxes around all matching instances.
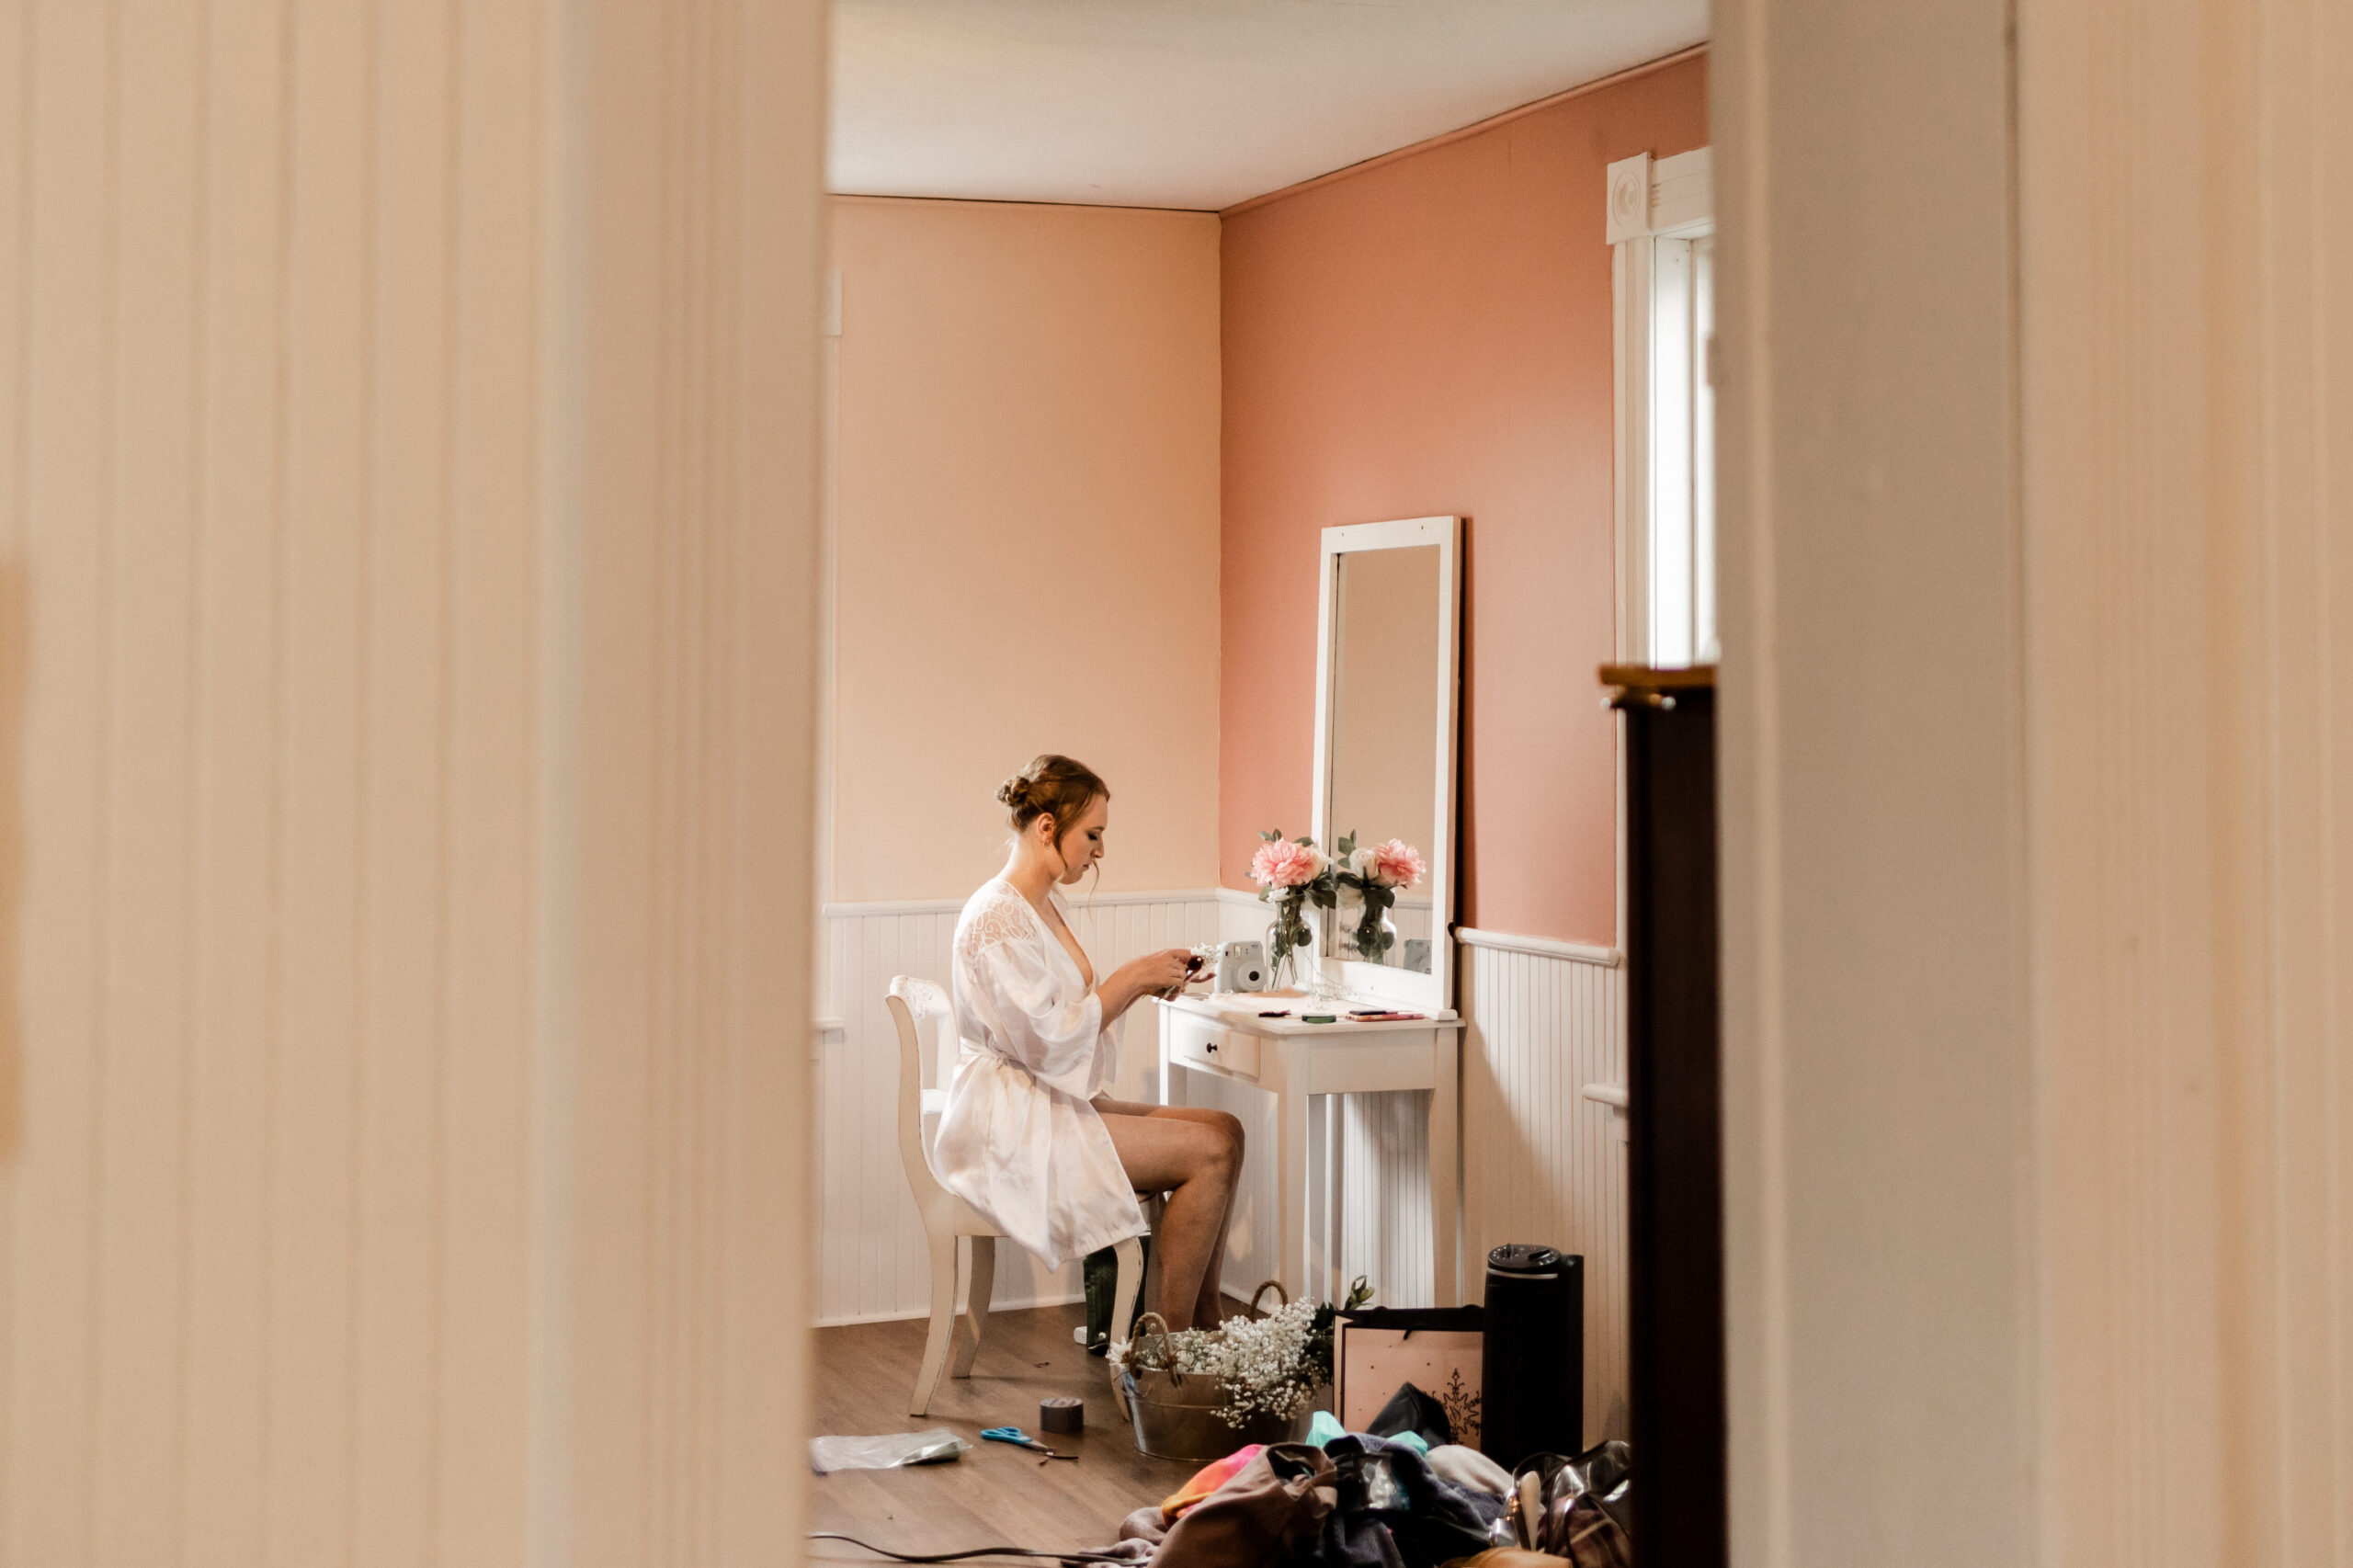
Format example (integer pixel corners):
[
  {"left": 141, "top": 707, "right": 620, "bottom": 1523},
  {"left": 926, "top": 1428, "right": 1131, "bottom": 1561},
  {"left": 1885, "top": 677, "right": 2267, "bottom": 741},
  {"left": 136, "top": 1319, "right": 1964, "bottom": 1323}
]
[
  {"left": 1111, "top": 1295, "right": 1322, "bottom": 1464},
  {"left": 1116, "top": 1364, "right": 1316, "bottom": 1462}
]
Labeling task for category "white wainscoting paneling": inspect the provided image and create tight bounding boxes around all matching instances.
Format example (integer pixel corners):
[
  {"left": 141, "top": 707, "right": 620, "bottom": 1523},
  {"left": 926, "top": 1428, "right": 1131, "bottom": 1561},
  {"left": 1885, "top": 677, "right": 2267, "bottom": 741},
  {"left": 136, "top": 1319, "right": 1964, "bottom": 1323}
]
[
  {"left": 821, "top": 888, "right": 1631, "bottom": 1441},
  {"left": 1337, "top": 1090, "right": 1433, "bottom": 1308},
  {"left": 1215, "top": 888, "right": 1628, "bottom": 1427},
  {"left": 1459, "top": 930, "right": 1630, "bottom": 1443},
  {"left": 1215, "top": 891, "right": 1629, "bottom": 1442},
  {"left": 816, "top": 890, "right": 1222, "bottom": 1324}
]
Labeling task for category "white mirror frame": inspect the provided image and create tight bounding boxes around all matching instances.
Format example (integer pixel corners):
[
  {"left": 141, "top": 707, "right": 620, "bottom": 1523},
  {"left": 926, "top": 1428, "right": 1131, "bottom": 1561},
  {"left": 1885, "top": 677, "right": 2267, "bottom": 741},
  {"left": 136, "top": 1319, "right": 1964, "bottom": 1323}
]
[{"left": 1309, "top": 515, "right": 1462, "bottom": 1014}]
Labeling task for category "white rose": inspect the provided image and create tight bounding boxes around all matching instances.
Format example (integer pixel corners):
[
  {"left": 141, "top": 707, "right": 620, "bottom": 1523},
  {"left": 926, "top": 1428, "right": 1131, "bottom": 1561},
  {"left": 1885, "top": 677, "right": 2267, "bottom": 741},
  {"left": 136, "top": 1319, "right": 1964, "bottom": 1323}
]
[{"left": 1349, "top": 846, "right": 1376, "bottom": 876}]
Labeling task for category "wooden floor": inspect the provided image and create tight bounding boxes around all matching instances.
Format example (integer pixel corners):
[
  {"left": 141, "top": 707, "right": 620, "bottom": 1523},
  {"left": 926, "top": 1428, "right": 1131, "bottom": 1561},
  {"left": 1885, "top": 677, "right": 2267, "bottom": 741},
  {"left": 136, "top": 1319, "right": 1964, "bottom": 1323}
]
[{"left": 809, "top": 1303, "right": 1200, "bottom": 1564}]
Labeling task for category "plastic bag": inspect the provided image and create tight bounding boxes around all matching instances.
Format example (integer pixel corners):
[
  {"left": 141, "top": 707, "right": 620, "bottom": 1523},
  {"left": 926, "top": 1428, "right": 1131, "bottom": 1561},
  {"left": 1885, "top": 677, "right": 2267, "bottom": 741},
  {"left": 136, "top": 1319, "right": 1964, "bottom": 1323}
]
[
  {"left": 1510, "top": 1439, "right": 1631, "bottom": 1565},
  {"left": 807, "top": 1427, "right": 971, "bottom": 1474}
]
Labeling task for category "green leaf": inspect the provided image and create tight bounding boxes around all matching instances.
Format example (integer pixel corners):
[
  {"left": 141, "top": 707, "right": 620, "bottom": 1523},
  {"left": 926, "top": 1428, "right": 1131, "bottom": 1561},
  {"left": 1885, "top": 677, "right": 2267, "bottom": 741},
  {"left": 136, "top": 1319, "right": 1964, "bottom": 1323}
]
[{"left": 1259, "top": 828, "right": 1280, "bottom": 842}]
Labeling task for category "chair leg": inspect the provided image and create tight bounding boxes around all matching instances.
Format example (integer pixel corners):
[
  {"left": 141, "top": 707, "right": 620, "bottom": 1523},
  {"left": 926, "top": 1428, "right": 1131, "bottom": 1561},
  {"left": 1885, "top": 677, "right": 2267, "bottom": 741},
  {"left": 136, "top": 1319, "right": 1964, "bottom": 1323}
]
[
  {"left": 1108, "top": 1234, "right": 1146, "bottom": 1350},
  {"left": 1107, "top": 1234, "right": 1146, "bottom": 1421},
  {"left": 952, "top": 1235, "right": 995, "bottom": 1377},
  {"left": 1139, "top": 1195, "right": 1165, "bottom": 1321},
  {"left": 911, "top": 1231, "right": 959, "bottom": 1417}
]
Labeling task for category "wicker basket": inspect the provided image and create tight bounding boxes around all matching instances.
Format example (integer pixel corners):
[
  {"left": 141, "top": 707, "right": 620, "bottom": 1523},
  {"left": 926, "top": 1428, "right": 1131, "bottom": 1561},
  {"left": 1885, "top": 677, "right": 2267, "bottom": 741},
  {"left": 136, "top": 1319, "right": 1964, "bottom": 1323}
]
[{"left": 1111, "top": 1287, "right": 1325, "bottom": 1463}]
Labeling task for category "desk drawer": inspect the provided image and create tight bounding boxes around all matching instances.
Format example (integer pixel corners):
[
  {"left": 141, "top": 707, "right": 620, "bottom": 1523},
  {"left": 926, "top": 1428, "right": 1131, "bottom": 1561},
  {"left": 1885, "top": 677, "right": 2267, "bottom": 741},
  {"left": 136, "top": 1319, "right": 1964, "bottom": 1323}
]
[{"left": 1166, "top": 1010, "right": 1259, "bottom": 1079}]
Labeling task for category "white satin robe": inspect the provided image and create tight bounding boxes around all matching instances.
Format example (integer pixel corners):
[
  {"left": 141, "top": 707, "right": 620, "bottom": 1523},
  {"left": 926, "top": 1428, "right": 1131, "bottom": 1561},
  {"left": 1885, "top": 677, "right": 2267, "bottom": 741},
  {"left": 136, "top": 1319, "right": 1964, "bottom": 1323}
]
[{"left": 932, "top": 877, "right": 1148, "bottom": 1269}]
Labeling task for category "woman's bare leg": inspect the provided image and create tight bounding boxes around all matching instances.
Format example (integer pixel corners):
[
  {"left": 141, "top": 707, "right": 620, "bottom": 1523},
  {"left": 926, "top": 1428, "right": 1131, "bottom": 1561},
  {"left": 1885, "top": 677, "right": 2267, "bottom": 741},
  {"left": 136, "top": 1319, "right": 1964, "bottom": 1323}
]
[
  {"left": 1193, "top": 1171, "right": 1240, "bottom": 1325},
  {"left": 1120, "top": 1103, "right": 1244, "bottom": 1324},
  {"left": 1096, "top": 1100, "right": 1245, "bottom": 1332},
  {"left": 1177, "top": 1113, "right": 1242, "bottom": 1324}
]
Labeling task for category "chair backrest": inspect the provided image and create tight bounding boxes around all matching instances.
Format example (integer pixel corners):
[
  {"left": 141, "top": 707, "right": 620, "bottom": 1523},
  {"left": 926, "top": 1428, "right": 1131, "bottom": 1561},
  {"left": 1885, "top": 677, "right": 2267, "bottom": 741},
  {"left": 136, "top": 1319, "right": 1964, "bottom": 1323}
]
[{"left": 886, "top": 975, "right": 957, "bottom": 1202}]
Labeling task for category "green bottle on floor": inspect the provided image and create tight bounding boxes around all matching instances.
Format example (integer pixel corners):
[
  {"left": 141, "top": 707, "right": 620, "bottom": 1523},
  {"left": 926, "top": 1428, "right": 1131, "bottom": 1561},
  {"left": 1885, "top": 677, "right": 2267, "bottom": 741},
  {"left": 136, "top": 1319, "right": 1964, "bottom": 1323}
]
[{"left": 1080, "top": 1238, "right": 1151, "bottom": 1355}]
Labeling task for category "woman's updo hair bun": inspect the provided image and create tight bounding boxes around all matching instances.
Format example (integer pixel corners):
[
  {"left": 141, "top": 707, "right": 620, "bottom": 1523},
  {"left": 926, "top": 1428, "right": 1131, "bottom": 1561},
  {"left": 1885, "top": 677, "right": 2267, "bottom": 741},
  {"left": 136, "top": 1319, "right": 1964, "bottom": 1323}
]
[{"left": 998, "top": 754, "right": 1109, "bottom": 851}]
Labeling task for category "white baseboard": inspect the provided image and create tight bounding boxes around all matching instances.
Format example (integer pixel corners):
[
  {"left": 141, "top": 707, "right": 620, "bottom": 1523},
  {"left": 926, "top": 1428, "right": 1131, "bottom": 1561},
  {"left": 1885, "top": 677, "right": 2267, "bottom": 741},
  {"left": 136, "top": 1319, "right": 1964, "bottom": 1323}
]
[
  {"left": 813, "top": 1289, "right": 1088, "bottom": 1330},
  {"left": 810, "top": 1281, "right": 1268, "bottom": 1332}
]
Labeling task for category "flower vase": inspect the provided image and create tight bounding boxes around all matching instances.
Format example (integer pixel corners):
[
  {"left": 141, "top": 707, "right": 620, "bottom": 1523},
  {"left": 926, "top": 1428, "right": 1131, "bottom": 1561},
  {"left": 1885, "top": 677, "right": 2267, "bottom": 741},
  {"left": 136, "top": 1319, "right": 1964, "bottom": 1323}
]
[
  {"left": 1337, "top": 885, "right": 1402, "bottom": 966},
  {"left": 1265, "top": 894, "right": 1316, "bottom": 990}
]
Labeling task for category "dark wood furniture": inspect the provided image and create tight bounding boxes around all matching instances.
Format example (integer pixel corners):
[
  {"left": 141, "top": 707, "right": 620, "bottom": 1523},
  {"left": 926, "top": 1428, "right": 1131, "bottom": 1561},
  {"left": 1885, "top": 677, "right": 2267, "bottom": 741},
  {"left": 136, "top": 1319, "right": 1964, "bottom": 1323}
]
[{"left": 1604, "top": 664, "right": 1726, "bottom": 1568}]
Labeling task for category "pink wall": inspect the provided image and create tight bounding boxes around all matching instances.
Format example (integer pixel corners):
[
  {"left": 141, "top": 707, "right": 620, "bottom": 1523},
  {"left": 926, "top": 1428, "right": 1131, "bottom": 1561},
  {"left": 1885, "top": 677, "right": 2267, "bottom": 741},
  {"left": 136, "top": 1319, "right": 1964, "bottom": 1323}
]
[
  {"left": 830, "top": 197, "right": 1222, "bottom": 903},
  {"left": 1219, "top": 54, "right": 1708, "bottom": 946}
]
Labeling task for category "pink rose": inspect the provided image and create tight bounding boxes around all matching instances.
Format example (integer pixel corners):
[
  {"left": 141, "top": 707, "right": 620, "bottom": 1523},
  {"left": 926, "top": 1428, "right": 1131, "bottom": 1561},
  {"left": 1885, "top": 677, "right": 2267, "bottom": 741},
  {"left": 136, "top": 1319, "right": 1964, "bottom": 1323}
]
[
  {"left": 1250, "top": 838, "right": 1326, "bottom": 890},
  {"left": 1368, "top": 840, "right": 1425, "bottom": 889}
]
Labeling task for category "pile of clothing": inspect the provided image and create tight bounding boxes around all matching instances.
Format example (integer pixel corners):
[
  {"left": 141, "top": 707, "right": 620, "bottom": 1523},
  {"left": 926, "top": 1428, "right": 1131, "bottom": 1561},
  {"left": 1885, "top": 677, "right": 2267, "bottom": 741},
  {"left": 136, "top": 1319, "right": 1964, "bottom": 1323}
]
[{"left": 1088, "top": 1384, "right": 1631, "bottom": 1568}]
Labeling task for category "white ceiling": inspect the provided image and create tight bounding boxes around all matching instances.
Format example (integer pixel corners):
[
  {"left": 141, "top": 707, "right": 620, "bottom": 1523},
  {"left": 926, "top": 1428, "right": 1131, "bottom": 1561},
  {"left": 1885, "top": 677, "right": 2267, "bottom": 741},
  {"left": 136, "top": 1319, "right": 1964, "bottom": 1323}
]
[{"left": 828, "top": 0, "right": 1709, "bottom": 212}]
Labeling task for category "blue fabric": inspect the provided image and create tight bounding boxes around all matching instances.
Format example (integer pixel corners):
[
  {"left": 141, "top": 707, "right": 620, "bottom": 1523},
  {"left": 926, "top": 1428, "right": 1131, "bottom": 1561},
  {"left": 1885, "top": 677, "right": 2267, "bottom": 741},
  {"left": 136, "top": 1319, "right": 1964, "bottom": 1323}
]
[
  {"left": 1317, "top": 1434, "right": 1503, "bottom": 1568},
  {"left": 1302, "top": 1411, "right": 1422, "bottom": 1455}
]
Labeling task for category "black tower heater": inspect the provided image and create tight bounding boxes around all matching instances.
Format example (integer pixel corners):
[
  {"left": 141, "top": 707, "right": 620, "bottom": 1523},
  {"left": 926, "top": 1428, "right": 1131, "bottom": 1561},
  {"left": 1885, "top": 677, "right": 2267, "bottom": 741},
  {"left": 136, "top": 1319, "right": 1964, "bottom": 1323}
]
[{"left": 1478, "top": 1243, "right": 1583, "bottom": 1470}]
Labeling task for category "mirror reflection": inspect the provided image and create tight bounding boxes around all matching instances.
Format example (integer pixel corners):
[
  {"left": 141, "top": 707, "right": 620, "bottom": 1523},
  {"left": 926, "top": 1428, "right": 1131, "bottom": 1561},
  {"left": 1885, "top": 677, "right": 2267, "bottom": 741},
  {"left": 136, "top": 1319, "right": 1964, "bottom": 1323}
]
[{"left": 1325, "top": 543, "right": 1441, "bottom": 972}]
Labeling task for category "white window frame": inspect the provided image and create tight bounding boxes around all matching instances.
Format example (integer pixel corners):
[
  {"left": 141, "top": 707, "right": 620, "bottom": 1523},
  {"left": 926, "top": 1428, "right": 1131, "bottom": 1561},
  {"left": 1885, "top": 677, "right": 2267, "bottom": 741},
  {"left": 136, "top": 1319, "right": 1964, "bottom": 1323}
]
[
  {"left": 1607, "top": 148, "right": 1713, "bottom": 954},
  {"left": 1608, "top": 148, "right": 1715, "bottom": 667}
]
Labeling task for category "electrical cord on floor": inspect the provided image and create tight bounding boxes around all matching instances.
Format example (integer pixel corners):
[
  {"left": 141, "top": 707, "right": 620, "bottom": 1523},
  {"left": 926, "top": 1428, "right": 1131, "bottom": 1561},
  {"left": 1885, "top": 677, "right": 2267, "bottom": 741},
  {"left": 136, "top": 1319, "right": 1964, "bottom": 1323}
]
[{"left": 807, "top": 1533, "right": 1140, "bottom": 1564}]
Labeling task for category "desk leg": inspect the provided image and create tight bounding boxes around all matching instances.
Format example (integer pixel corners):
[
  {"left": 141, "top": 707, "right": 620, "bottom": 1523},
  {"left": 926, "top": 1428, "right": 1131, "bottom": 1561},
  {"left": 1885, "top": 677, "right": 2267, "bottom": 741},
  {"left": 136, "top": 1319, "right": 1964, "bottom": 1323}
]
[
  {"left": 1160, "top": 1044, "right": 1184, "bottom": 1108},
  {"left": 1277, "top": 1039, "right": 1312, "bottom": 1304},
  {"left": 1429, "top": 1030, "right": 1461, "bottom": 1307},
  {"left": 1325, "top": 1094, "right": 1345, "bottom": 1305}
]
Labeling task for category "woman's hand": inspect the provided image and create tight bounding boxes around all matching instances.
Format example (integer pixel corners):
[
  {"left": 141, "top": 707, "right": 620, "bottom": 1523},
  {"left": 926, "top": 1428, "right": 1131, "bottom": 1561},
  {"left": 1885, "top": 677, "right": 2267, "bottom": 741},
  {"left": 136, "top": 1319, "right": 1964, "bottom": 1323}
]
[{"left": 1097, "top": 948, "right": 1198, "bottom": 1023}]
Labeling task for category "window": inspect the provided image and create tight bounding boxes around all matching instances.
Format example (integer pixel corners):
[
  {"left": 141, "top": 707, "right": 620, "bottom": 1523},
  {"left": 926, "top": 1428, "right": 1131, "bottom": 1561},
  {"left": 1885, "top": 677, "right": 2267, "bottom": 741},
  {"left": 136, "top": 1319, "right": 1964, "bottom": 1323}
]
[{"left": 1608, "top": 149, "right": 1716, "bottom": 667}]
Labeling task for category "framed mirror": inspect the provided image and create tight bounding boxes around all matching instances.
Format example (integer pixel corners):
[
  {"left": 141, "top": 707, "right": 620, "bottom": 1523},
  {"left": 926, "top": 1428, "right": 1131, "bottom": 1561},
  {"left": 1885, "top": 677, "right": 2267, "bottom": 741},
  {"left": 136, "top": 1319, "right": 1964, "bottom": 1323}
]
[{"left": 1310, "top": 515, "right": 1461, "bottom": 1012}]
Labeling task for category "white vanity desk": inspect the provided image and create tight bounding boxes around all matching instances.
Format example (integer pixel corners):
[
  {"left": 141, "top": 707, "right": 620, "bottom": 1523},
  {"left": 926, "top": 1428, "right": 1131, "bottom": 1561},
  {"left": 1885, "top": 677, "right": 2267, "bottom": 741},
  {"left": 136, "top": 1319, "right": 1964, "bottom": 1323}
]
[
  {"left": 1155, "top": 990, "right": 1466, "bottom": 1308},
  {"left": 1186, "top": 509, "right": 1467, "bottom": 1311}
]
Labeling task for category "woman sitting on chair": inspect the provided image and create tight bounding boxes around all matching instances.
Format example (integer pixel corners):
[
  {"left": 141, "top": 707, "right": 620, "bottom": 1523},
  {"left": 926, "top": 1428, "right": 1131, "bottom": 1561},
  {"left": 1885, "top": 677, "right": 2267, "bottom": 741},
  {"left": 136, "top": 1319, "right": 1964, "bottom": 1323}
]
[{"left": 934, "top": 753, "right": 1245, "bottom": 1332}]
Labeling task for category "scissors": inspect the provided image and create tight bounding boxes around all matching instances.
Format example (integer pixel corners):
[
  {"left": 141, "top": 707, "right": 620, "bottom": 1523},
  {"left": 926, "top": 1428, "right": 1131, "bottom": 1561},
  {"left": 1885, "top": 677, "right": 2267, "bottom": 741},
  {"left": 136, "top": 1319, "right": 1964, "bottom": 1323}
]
[{"left": 980, "top": 1426, "right": 1076, "bottom": 1460}]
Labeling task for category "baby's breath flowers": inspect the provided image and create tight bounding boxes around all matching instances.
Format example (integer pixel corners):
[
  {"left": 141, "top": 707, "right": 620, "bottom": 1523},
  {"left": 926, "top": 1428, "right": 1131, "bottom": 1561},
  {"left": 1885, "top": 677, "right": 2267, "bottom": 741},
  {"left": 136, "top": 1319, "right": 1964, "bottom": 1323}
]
[{"left": 1114, "top": 1278, "right": 1374, "bottom": 1428}]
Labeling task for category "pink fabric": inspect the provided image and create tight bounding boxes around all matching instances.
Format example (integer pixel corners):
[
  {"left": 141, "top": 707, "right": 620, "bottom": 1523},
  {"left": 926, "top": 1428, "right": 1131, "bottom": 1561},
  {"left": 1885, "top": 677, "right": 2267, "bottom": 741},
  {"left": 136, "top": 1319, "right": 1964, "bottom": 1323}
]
[{"left": 1160, "top": 1444, "right": 1267, "bottom": 1520}]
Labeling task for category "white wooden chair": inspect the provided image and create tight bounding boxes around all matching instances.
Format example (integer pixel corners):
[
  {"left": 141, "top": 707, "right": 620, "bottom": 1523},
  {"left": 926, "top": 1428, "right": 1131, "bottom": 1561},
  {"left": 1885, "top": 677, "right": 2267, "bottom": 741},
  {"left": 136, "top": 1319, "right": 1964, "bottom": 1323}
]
[{"left": 889, "top": 974, "right": 1148, "bottom": 1416}]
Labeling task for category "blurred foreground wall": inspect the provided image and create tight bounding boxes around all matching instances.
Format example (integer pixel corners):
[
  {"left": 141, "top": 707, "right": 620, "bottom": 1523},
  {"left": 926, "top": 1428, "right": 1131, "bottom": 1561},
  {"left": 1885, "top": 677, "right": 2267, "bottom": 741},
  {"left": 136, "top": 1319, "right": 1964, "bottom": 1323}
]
[
  {"left": 0, "top": 2, "right": 826, "bottom": 1564},
  {"left": 1715, "top": 0, "right": 2353, "bottom": 1562}
]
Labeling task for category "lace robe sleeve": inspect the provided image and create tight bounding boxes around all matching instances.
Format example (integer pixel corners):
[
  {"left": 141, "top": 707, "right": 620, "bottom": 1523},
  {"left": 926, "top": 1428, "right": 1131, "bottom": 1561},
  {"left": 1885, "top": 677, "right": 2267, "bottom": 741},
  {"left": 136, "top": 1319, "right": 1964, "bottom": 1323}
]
[{"left": 953, "top": 888, "right": 1112, "bottom": 1100}]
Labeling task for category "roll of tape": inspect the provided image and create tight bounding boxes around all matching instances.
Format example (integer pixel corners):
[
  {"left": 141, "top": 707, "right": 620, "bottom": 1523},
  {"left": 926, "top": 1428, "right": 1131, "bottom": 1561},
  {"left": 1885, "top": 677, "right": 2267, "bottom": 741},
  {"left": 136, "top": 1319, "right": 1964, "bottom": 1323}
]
[{"left": 1039, "top": 1396, "right": 1084, "bottom": 1435}]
